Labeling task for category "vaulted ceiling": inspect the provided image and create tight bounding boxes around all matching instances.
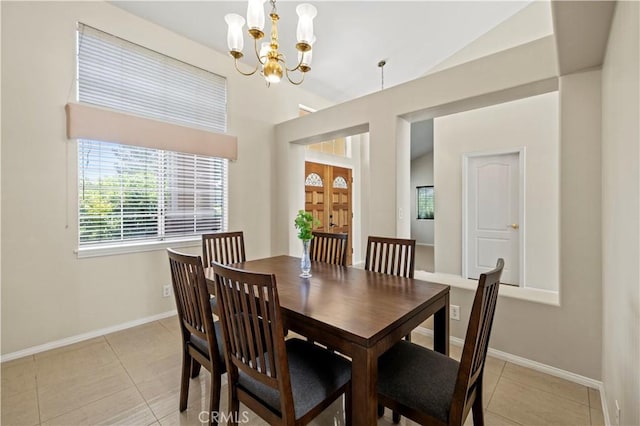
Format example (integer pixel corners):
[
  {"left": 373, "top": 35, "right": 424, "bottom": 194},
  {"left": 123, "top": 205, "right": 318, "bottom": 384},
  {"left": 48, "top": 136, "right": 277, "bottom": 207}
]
[{"left": 111, "top": 1, "right": 537, "bottom": 103}]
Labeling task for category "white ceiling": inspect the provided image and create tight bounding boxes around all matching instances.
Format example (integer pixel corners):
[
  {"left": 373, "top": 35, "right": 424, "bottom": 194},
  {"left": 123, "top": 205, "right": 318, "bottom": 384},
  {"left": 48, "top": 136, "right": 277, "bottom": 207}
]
[{"left": 111, "top": 1, "right": 532, "bottom": 104}]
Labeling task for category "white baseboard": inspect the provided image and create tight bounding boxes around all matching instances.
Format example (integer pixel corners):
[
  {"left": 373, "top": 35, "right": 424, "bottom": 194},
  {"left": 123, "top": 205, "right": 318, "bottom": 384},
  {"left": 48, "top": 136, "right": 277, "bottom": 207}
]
[
  {"left": 1, "top": 310, "right": 177, "bottom": 363},
  {"left": 413, "top": 326, "right": 603, "bottom": 390}
]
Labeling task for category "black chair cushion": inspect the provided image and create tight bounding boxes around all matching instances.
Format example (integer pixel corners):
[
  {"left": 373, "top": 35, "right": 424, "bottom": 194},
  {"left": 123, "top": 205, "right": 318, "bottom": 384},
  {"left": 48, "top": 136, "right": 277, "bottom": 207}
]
[
  {"left": 238, "top": 338, "right": 351, "bottom": 419},
  {"left": 189, "top": 321, "right": 225, "bottom": 368},
  {"left": 377, "top": 340, "right": 459, "bottom": 423}
]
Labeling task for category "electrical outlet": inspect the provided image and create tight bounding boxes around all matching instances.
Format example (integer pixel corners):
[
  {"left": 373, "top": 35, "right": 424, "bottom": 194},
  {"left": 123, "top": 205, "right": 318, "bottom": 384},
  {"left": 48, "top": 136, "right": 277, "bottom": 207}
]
[
  {"left": 163, "top": 284, "right": 171, "bottom": 298},
  {"left": 450, "top": 305, "right": 460, "bottom": 321},
  {"left": 615, "top": 400, "right": 621, "bottom": 426}
]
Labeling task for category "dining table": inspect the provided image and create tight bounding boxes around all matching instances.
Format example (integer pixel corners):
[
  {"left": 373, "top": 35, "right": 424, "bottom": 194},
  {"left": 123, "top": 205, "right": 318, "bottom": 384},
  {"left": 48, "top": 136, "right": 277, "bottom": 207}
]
[{"left": 204, "top": 255, "right": 450, "bottom": 426}]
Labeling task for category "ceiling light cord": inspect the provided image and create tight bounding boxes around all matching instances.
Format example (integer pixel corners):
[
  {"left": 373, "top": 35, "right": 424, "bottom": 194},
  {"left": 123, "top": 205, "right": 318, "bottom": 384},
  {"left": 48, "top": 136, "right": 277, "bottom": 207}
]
[{"left": 378, "top": 59, "right": 386, "bottom": 90}]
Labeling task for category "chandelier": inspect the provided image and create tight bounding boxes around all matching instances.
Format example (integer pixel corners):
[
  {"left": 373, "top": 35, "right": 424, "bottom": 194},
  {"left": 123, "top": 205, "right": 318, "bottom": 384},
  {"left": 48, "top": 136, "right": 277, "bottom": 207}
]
[{"left": 225, "top": 0, "right": 317, "bottom": 85}]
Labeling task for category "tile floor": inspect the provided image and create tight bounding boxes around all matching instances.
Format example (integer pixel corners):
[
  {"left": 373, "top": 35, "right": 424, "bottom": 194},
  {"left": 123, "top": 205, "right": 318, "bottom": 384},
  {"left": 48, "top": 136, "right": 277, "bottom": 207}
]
[{"left": 1, "top": 317, "right": 604, "bottom": 426}]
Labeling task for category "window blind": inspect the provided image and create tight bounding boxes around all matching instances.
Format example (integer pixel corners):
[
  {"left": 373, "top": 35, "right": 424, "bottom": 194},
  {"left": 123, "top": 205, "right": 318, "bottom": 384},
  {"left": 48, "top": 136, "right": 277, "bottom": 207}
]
[
  {"left": 77, "top": 24, "right": 226, "bottom": 132},
  {"left": 77, "top": 23, "right": 228, "bottom": 247}
]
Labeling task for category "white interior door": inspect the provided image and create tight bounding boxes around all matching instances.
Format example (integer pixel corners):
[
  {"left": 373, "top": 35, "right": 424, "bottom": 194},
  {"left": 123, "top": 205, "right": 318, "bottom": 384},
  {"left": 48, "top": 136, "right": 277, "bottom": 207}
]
[{"left": 466, "top": 152, "right": 520, "bottom": 285}]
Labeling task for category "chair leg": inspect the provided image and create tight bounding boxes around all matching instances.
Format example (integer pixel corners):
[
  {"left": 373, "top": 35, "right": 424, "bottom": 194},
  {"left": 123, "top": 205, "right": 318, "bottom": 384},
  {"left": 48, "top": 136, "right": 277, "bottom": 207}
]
[
  {"left": 377, "top": 404, "right": 384, "bottom": 418},
  {"left": 179, "top": 352, "right": 191, "bottom": 412},
  {"left": 472, "top": 386, "right": 485, "bottom": 426},
  {"left": 393, "top": 330, "right": 411, "bottom": 423},
  {"left": 190, "top": 358, "right": 202, "bottom": 378},
  {"left": 209, "top": 371, "right": 221, "bottom": 426},
  {"left": 228, "top": 384, "right": 239, "bottom": 426}
]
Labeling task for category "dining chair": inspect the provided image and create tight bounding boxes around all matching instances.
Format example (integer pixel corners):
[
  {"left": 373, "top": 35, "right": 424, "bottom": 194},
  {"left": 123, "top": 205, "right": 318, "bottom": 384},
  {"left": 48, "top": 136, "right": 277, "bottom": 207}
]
[
  {"left": 366, "top": 236, "right": 416, "bottom": 342},
  {"left": 365, "top": 236, "right": 417, "bottom": 420},
  {"left": 202, "top": 231, "right": 246, "bottom": 313},
  {"left": 364, "top": 236, "right": 416, "bottom": 278},
  {"left": 211, "top": 261, "right": 353, "bottom": 425},
  {"left": 167, "top": 249, "right": 226, "bottom": 425},
  {"left": 377, "top": 258, "right": 505, "bottom": 426},
  {"left": 202, "top": 231, "right": 246, "bottom": 266},
  {"left": 310, "top": 231, "right": 348, "bottom": 266}
]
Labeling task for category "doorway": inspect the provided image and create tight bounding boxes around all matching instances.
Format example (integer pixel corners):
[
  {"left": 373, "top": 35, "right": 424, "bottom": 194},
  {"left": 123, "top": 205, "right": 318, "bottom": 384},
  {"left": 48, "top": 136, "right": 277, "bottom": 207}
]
[
  {"left": 410, "top": 119, "right": 435, "bottom": 272},
  {"left": 463, "top": 151, "right": 523, "bottom": 285},
  {"left": 305, "top": 161, "right": 353, "bottom": 265}
]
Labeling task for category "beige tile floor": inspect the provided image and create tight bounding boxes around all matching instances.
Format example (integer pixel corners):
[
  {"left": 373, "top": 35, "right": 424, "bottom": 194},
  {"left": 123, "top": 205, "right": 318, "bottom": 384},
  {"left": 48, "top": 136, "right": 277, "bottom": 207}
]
[{"left": 1, "top": 317, "right": 604, "bottom": 426}]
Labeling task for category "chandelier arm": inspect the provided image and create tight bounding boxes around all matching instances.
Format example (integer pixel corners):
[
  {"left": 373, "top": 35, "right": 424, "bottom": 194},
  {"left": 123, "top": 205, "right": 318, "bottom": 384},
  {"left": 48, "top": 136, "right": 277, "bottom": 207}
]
[
  {"left": 284, "top": 52, "right": 305, "bottom": 73},
  {"left": 285, "top": 67, "right": 305, "bottom": 85},
  {"left": 234, "top": 58, "right": 260, "bottom": 76}
]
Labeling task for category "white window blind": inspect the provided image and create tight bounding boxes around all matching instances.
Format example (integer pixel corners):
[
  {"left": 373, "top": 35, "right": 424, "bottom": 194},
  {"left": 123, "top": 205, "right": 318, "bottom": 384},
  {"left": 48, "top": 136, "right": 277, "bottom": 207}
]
[{"left": 77, "top": 23, "right": 228, "bottom": 247}]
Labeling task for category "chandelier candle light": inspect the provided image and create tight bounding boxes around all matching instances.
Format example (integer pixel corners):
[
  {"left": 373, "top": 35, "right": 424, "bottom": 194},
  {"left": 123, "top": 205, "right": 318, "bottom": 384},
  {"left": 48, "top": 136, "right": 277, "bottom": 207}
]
[{"left": 225, "top": 0, "right": 317, "bottom": 85}]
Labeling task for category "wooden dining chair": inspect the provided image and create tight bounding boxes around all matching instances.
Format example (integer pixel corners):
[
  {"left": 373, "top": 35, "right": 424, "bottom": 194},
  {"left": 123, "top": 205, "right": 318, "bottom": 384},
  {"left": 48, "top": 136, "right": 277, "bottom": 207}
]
[
  {"left": 202, "top": 231, "right": 246, "bottom": 313},
  {"left": 211, "top": 262, "right": 352, "bottom": 425},
  {"left": 202, "top": 231, "right": 246, "bottom": 267},
  {"left": 310, "top": 231, "right": 348, "bottom": 266},
  {"left": 366, "top": 236, "right": 416, "bottom": 342},
  {"left": 365, "top": 236, "right": 417, "bottom": 420},
  {"left": 167, "top": 249, "right": 226, "bottom": 425},
  {"left": 377, "top": 259, "right": 505, "bottom": 426},
  {"left": 364, "top": 236, "right": 416, "bottom": 278}
]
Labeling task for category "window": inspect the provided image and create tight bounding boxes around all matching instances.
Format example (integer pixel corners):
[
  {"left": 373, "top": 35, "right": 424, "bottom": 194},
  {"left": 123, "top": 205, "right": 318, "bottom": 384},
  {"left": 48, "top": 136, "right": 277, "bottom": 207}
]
[
  {"left": 77, "top": 24, "right": 227, "bottom": 248},
  {"left": 299, "top": 107, "right": 349, "bottom": 157},
  {"left": 417, "top": 186, "right": 434, "bottom": 219}
]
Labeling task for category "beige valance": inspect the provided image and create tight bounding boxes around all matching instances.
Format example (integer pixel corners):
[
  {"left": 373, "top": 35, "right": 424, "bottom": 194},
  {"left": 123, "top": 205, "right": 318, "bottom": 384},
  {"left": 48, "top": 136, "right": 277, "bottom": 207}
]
[{"left": 65, "top": 102, "right": 237, "bottom": 160}]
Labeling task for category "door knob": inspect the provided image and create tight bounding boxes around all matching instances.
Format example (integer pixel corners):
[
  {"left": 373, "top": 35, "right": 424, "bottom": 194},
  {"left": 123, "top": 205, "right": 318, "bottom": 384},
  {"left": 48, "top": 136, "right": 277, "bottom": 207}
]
[{"left": 510, "top": 224, "right": 519, "bottom": 229}]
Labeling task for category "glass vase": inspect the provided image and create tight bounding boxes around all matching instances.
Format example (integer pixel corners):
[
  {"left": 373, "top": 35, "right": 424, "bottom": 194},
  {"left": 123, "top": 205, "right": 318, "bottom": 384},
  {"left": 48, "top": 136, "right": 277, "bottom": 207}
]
[{"left": 300, "top": 239, "right": 312, "bottom": 278}]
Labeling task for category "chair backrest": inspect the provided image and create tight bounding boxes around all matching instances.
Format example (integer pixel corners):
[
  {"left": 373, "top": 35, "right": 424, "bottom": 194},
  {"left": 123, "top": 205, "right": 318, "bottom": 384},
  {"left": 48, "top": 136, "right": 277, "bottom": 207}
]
[
  {"left": 211, "top": 262, "right": 295, "bottom": 420},
  {"left": 310, "top": 231, "right": 348, "bottom": 266},
  {"left": 450, "top": 258, "right": 504, "bottom": 424},
  {"left": 364, "top": 236, "right": 416, "bottom": 278},
  {"left": 167, "top": 249, "right": 219, "bottom": 359},
  {"left": 202, "top": 231, "right": 246, "bottom": 267}
]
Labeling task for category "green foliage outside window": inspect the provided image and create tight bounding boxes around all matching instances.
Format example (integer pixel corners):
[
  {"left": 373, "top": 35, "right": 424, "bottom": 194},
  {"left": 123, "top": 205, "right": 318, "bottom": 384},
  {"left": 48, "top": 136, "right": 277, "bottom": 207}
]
[{"left": 417, "top": 186, "right": 434, "bottom": 220}]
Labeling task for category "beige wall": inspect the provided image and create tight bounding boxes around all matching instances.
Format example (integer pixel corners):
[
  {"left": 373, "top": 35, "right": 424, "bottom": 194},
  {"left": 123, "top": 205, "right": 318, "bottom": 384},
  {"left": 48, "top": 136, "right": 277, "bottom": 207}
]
[
  {"left": 601, "top": 1, "right": 640, "bottom": 425},
  {"left": 448, "top": 71, "right": 602, "bottom": 379},
  {"left": 0, "top": 1, "right": 332, "bottom": 355},
  {"left": 274, "top": 37, "right": 605, "bottom": 378},
  {"left": 433, "top": 92, "right": 560, "bottom": 291}
]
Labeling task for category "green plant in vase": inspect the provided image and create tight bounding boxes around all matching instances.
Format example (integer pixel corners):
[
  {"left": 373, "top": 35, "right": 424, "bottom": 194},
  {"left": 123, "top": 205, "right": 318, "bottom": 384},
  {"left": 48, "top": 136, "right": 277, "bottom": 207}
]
[{"left": 294, "top": 210, "right": 319, "bottom": 277}]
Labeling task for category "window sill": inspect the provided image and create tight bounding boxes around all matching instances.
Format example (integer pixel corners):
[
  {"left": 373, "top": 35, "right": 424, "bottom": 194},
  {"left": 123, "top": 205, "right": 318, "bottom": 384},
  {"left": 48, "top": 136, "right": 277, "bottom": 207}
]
[
  {"left": 76, "top": 237, "right": 201, "bottom": 259},
  {"left": 414, "top": 270, "right": 560, "bottom": 306}
]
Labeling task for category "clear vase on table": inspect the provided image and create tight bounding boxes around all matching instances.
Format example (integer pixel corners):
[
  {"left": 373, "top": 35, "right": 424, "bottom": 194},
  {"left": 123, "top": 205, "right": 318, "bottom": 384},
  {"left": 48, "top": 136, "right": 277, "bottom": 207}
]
[{"left": 300, "top": 239, "right": 312, "bottom": 278}]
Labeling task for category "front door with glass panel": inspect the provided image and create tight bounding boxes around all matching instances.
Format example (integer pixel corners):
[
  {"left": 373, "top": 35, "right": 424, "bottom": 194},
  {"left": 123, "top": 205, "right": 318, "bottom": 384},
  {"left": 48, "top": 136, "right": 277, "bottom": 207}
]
[{"left": 304, "top": 161, "right": 353, "bottom": 265}]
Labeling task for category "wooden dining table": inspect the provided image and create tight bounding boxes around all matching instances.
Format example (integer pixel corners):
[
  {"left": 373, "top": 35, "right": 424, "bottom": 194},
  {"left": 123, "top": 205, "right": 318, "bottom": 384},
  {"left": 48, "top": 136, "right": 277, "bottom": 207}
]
[{"left": 204, "top": 255, "right": 450, "bottom": 425}]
